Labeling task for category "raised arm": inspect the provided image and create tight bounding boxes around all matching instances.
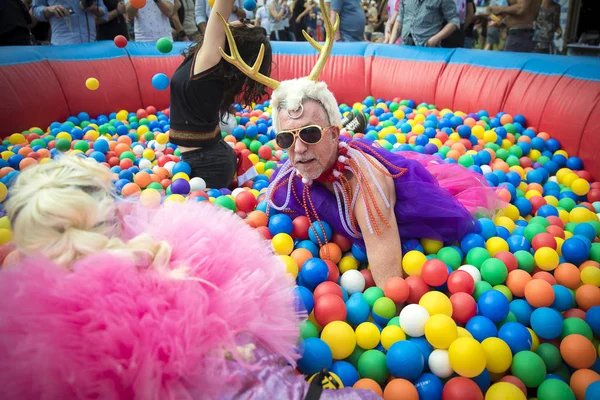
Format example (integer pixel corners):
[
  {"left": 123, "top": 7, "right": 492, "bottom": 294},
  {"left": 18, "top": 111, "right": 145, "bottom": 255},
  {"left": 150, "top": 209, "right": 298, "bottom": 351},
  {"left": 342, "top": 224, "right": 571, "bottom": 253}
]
[
  {"left": 268, "top": 0, "right": 285, "bottom": 21},
  {"left": 193, "top": 0, "right": 236, "bottom": 76}
]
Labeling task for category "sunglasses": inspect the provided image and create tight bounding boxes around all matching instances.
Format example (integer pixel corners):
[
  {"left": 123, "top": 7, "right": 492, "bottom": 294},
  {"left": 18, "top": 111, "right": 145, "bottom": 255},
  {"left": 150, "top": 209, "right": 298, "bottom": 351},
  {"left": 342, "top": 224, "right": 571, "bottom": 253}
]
[{"left": 276, "top": 125, "right": 330, "bottom": 150}]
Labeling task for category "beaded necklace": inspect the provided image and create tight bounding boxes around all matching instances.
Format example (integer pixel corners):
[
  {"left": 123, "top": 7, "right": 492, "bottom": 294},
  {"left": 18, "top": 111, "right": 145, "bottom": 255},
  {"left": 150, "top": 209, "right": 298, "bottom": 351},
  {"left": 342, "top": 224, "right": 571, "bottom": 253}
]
[{"left": 266, "top": 139, "right": 408, "bottom": 249}]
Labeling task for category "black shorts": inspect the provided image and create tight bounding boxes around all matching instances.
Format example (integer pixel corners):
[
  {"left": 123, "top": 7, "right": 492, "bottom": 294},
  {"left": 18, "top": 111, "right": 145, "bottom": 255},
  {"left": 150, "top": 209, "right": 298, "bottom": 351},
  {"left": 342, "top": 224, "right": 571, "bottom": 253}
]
[{"left": 180, "top": 139, "right": 237, "bottom": 189}]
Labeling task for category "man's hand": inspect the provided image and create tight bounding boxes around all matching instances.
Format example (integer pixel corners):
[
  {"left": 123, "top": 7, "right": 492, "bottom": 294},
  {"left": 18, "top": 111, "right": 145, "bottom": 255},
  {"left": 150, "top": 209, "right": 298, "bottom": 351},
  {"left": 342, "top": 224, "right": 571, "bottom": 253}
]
[
  {"left": 426, "top": 35, "right": 441, "bottom": 47},
  {"left": 489, "top": 5, "right": 503, "bottom": 15},
  {"left": 116, "top": 1, "right": 126, "bottom": 15},
  {"left": 48, "top": 4, "right": 70, "bottom": 18}
]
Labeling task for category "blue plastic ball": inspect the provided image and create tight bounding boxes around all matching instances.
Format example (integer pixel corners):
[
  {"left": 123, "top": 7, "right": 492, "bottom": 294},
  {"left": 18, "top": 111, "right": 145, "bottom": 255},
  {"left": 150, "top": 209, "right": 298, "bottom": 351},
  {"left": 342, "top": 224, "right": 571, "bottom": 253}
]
[
  {"left": 551, "top": 285, "right": 574, "bottom": 312},
  {"left": 478, "top": 290, "right": 510, "bottom": 323},
  {"left": 530, "top": 307, "right": 563, "bottom": 340},
  {"left": 574, "top": 223, "right": 597, "bottom": 242},
  {"left": 386, "top": 340, "right": 424, "bottom": 381},
  {"left": 510, "top": 299, "right": 534, "bottom": 326},
  {"left": 562, "top": 237, "right": 589, "bottom": 265},
  {"left": 330, "top": 361, "right": 359, "bottom": 387},
  {"left": 294, "top": 286, "right": 314, "bottom": 314},
  {"left": 585, "top": 381, "right": 600, "bottom": 400},
  {"left": 414, "top": 373, "right": 444, "bottom": 400},
  {"left": 268, "top": 213, "right": 294, "bottom": 236},
  {"left": 298, "top": 338, "right": 333, "bottom": 375},
  {"left": 300, "top": 258, "right": 329, "bottom": 289},
  {"left": 466, "top": 316, "right": 498, "bottom": 342},
  {"left": 498, "top": 322, "right": 532, "bottom": 354},
  {"left": 346, "top": 293, "right": 370, "bottom": 326},
  {"left": 585, "top": 306, "right": 600, "bottom": 337},
  {"left": 151, "top": 73, "right": 170, "bottom": 91},
  {"left": 171, "top": 161, "right": 192, "bottom": 176},
  {"left": 297, "top": 239, "right": 319, "bottom": 257},
  {"left": 308, "top": 220, "right": 332, "bottom": 245},
  {"left": 461, "top": 233, "right": 486, "bottom": 254}
]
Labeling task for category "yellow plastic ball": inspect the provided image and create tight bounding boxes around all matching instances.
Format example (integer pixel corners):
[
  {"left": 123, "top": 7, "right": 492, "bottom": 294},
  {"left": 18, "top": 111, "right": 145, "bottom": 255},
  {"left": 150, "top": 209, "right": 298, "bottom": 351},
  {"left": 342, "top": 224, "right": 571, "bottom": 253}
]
[
  {"left": 501, "top": 204, "right": 520, "bottom": 221},
  {"left": 393, "top": 110, "right": 405, "bottom": 120},
  {"left": 555, "top": 237, "right": 564, "bottom": 256},
  {"left": 544, "top": 196, "right": 559, "bottom": 207},
  {"left": 355, "top": 322, "right": 380, "bottom": 350},
  {"left": 395, "top": 134, "right": 406, "bottom": 144},
  {"left": 563, "top": 173, "right": 579, "bottom": 187},
  {"left": 485, "top": 382, "right": 527, "bottom": 400},
  {"left": 407, "top": 119, "right": 416, "bottom": 127},
  {"left": 556, "top": 168, "right": 571, "bottom": 183},
  {"left": 139, "top": 188, "right": 162, "bottom": 208},
  {"left": 534, "top": 247, "right": 559, "bottom": 271},
  {"left": 570, "top": 207, "right": 595, "bottom": 223},
  {"left": 558, "top": 209, "right": 570, "bottom": 224},
  {"left": 449, "top": 132, "right": 461, "bottom": 142},
  {"left": 421, "top": 238, "right": 443, "bottom": 254},
  {"left": 430, "top": 138, "right": 442, "bottom": 148},
  {"left": 564, "top": 231, "right": 574, "bottom": 239},
  {"left": 501, "top": 139, "right": 512, "bottom": 150},
  {"left": 0, "top": 182, "right": 7, "bottom": 202},
  {"left": 142, "top": 149, "right": 155, "bottom": 161},
  {"left": 529, "top": 149, "right": 541, "bottom": 161},
  {"left": 424, "top": 314, "right": 457, "bottom": 349},
  {"left": 481, "top": 337, "right": 512, "bottom": 373},
  {"left": 494, "top": 216, "right": 515, "bottom": 233},
  {"left": 448, "top": 337, "right": 486, "bottom": 378},
  {"left": 527, "top": 327, "right": 539, "bottom": 351},
  {"left": 137, "top": 125, "right": 150, "bottom": 136},
  {"left": 0, "top": 216, "right": 10, "bottom": 230},
  {"left": 9, "top": 133, "right": 27, "bottom": 145},
  {"left": 156, "top": 133, "right": 168, "bottom": 144},
  {"left": 271, "top": 233, "right": 294, "bottom": 255},
  {"left": 85, "top": 77, "right": 100, "bottom": 90},
  {"left": 280, "top": 255, "right": 298, "bottom": 279},
  {"left": 419, "top": 291, "right": 453, "bottom": 317},
  {"left": 581, "top": 266, "right": 600, "bottom": 287},
  {"left": 164, "top": 194, "right": 186, "bottom": 204},
  {"left": 486, "top": 237, "right": 509, "bottom": 256},
  {"left": 402, "top": 250, "right": 427, "bottom": 276},
  {"left": 414, "top": 114, "right": 426, "bottom": 123},
  {"left": 116, "top": 110, "right": 129, "bottom": 121},
  {"left": 572, "top": 178, "right": 590, "bottom": 196},
  {"left": 0, "top": 228, "right": 12, "bottom": 246},
  {"left": 1, "top": 151, "right": 15, "bottom": 161},
  {"left": 321, "top": 321, "right": 356, "bottom": 359},
  {"left": 380, "top": 325, "right": 406, "bottom": 350},
  {"left": 472, "top": 125, "right": 484, "bottom": 139},
  {"left": 248, "top": 154, "right": 259, "bottom": 164},
  {"left": 457, "top": 327, "right": 473, "bottom": 339},
  {"left": 147, "top": 114, "right": 158, "bottom": 121},
  {"left": 172, "top": 172, "right": 190, "bottom": 182},
  {"left": 525, "top": 190, "right": 543, "bottom": 200},
  {"left": 338, "top": 255, "right": 359, "bottom": 273},
  {"left": 483, "top": 130, "right": 497, "bottom": 143},
  {"left": 412, "top": 124, "right": 425, "bottom": 135}
]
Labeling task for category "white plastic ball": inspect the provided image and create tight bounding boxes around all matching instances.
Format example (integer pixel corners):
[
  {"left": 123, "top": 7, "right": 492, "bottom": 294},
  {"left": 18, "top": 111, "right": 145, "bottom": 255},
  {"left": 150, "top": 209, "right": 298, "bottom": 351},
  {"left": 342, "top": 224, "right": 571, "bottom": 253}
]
[
  {"left": 547, "top": 176, "right": 558, "bottom": 184},
  {"left": 164, "top": 161, "right": 176, "bottom": 175},
  {"left": 189, "top": 177, "right": 206, "bottom": 192},
  {"left": 147, "top": 140, "right": 157, "bottom": 149},
  {"left": 227, "top": 141, "right": 235, "bottom": 148},
  {"left": 138, "top": 159, "right": 152, "bottom": 170},
  {"left": 399, "top": 304, "right": 430, "bottom": 337},
  {"left": 155, "top": 143, "right": 167, "bottom": 151},
  {"left": 231, "top": 188, "right": 246, "bottom": 198},
  {"left": 340, "top": 269, "right": 366, "bottom": 295},
  {"left": 428, "top": 349, "right": 453, "bottom": 378},
  {"left": 457, "top": 264, "right": 482, "bottom": 283},
  {"left": 132, "top": 144, "right": 145, "bottom": 155},
  {"left": 480, "top": 165, "right": 492, "bottom": 175}
]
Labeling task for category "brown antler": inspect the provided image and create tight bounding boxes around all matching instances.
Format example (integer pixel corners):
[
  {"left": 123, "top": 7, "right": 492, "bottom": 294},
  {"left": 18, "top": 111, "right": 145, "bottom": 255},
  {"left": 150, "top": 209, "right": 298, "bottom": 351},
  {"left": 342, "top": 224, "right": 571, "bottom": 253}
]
[
  {"left": 216, "top": 12, "right": 280, "bottom": 90},
  {"left": 302, "top": 0, "right": 340, "bottom": 82}
]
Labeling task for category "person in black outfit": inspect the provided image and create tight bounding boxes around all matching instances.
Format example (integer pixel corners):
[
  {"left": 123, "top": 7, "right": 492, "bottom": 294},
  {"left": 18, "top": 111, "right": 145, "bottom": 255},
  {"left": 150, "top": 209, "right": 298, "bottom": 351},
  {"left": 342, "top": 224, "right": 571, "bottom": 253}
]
[
  {"left": 169, "top": 0, "right": 272, "bottom": 189},
  {"left": 97, "top": 0, "right": 129, "bottom": 41},
  {"left": 0, "top": 0, "right": 33, "bottom": 46}
]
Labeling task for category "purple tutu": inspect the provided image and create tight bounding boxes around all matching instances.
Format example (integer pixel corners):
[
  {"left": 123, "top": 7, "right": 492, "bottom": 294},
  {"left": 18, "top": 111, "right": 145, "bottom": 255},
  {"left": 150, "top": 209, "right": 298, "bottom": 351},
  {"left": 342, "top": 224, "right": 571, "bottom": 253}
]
[{"left": 269, "top": 137, "right": 504, "bottom": 250}]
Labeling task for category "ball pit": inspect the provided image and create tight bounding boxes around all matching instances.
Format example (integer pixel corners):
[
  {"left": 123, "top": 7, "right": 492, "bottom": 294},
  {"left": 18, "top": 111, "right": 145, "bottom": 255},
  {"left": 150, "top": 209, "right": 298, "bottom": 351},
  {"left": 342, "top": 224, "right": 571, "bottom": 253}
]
[{"left": 2, "top": 41, "right": 600, "bottom": 400}]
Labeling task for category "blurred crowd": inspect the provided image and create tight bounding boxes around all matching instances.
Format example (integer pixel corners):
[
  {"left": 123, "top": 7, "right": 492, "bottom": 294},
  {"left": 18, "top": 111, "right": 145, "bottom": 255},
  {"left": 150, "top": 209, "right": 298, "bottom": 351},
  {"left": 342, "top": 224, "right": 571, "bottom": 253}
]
[{"left": 1, "top": 0, "right": 563, "bottom": 55}]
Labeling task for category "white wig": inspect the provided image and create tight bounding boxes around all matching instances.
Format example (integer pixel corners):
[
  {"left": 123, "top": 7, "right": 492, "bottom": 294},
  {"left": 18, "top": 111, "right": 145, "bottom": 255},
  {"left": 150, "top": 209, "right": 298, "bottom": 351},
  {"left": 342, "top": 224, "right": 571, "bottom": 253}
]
[{"left": 270, "top": 78, "right": 343, "bottom": 133}]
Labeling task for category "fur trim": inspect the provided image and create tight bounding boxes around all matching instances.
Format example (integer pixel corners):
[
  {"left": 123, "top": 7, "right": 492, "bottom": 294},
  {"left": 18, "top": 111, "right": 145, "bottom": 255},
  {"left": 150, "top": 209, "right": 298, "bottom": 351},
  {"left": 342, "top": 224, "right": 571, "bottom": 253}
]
[{"left": 271, "top": 78, "right": 342, "bottom": 132}]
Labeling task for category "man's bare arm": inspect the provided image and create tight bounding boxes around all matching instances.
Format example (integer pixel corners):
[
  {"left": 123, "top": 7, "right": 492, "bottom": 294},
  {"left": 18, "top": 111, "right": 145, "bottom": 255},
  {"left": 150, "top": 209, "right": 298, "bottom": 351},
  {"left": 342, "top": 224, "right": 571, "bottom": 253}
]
[{"left": 490, "top": 0, "right": 529, "bottom": 16}]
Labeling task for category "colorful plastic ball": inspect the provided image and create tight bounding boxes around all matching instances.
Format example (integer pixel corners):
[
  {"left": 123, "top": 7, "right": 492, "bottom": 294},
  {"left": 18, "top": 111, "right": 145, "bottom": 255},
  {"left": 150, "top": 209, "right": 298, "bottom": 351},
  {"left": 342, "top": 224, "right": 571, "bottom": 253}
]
[
  {"left": 481, "top": 337, "right": 512, "bottom": 374},
  {"left": 151, "top": 73, "right": 170, "bottom": 91},
  {"left": 297, "top": 338, "right": 333, "bottom": 375},
  {"left": 402, "top": 250, "right": 427, "bottom": 276},
  {"left": 498, "top": 322, "right": 532, "bottom": 354},
  {"left": 383, "top": 378, "right": 419, "bottom": 400},
  {"left": 562, "top": 237, "right": 590, "bottom": 265},
  {"left": 357, "top": 350, "right": 388, "bottom": 385},
  {"left": 449, "top": 292, "right": 477, "bottom": 324},
  {"left": 129, "top": 0, "right": 146, "bottom": 8},
  {"left": 560, "top": 334, "right": 596, "bottom": 369},
  {"left": 425, "top": 314, "right": 457, "bottom": 350},
  {"left": 585, "top": 306, "right": 600, "bottom": 336},
  {"left": 114, "top": 34, "right": 127, "bottom": 48},
  {"left": 386, "top": 340, "right": 424, "bottom": 380},
  {"left": 480, "top": 258, "right": 508, "bottom": 286},
  {"left": 585, "top": 381, "right": 600, "bottom": 400},
  {"left": 243, "top": 0, "right": 257, "bottom": 10},
  {"left": 355, "top": 322, "right": 380, "bottom": 350},
  {"left": 478, "top": 289, "right": 510, "bottom": 322},
  {"left": 313, "top": 293, "right": 346, "bottom": 327},
  {"left": 339, "top": 270, "right": 365, "bottom": 295},
  {"left": 383, "top": 277, "right": 410, "bottom": 304},
  {"left": 213, "top": 195, "right": 236, "bottom": 211},
  {"left": 380, "top": 325, "right": 406, "bottom": 350},
  {"left": 85, "top": 77, "right": 99, "bottom": 90},
  {"left": 442, "top": 377, "right": 484, "bottom": 400},
  {"left": 414, "top": 372, "right": 444, "bottom": 400},
  {"left": 524, "top": 279, "right": 555, "bottom": 308},
  {"left": 534, "top": 343, "right": 562, "bottom": 372},
  {"left": 447, "top": 270, "right": 475, "bottom": 294},
  {"left": 419, "top": 291, "right": 453, "bottom": 317},
  {"left": 535, "top": 247, "right": 560, "bottom": 271},
  {"left": 330, "top": 361, "right": 359, "bottom": 388},
  {"left": 485, "top": 382, "right": 527, "bottom": 400},
  {"left": 466, "top": 316, "right": 498, "bottom": 342},
  {"left": 448, "top": 337, "right": 486, "bottom": 378},
  {"left": 268, "top": 213, "right": 293, "bottom": 235},
  {"left": 422, "top": 259, "right": 449, "bottom": 286},
  {"left": 345, "top": 293, "right": 370, "bottom": 326},
  {"left": 511, "top": 351, "right": 547, "bottom": 388},
  {"left": 529, "top": 307, "right": 563, "bottom": 340},
  {"left": 156, "top": 37, "right": 173, "bottom": 53},
  {"left": 537, "top": 379, "right": 576, "bottom": 400},
  {"left": 320, "top": 321, "right": 356, "bottom": 360},
  {"left": 399, "top": 304, "right": 430, "bottom": 337},
  {"left": 301, "top": 258, "right": 329, "bottom": 289},
  {"left": 308, "top": 220, "right": 332, "bottom": 245}
]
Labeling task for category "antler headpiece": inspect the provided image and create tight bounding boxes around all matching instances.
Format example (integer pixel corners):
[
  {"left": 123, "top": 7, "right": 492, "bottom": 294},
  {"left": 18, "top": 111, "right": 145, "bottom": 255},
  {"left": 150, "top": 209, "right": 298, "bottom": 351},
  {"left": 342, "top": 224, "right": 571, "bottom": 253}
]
[{"left": 217, "top": 0, "right": 342, "bottom": 131}]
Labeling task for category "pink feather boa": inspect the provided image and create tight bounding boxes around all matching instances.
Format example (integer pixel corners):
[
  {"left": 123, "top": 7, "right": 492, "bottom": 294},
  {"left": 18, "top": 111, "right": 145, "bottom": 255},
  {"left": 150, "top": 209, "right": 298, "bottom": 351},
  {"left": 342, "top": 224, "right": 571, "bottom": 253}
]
[{"left": 0, "top": 201, "right": 302, "bottom": 400}]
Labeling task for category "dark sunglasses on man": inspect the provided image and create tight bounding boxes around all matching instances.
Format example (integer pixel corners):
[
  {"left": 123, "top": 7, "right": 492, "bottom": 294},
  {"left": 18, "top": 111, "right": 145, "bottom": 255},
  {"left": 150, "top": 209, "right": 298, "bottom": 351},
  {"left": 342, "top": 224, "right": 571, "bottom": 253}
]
[{"left": 275, "top": 125, "right": 333, "bottom": 150}]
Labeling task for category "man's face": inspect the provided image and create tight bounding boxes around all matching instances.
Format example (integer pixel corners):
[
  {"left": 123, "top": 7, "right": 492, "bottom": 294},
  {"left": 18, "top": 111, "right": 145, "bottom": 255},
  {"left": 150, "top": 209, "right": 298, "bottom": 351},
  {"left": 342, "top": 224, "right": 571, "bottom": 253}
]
[{"left": 277, "top": 100, "right": 339, "bottom": 180}]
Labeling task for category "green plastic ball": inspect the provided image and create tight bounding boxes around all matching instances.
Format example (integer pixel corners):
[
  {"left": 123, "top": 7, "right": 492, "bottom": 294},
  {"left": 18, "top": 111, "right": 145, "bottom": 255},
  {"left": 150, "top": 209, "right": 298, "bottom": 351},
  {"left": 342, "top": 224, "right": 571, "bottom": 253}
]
[
  {"left": 514, "top": 250, "right": 535, "bottom": 273},
  {"left": 55, "top": 138, "right": 71, "bottom": 152},
  {"left": 496, "top": 311, "right": 517, "bottom": 328},
  {"left": 357, "top": 350, "right": 388, "bottom": 385},
  {"left": 300, "top": 320, "right": 319, "bottom": 341},
  {"left": 144, "top": 132, "right": 155, "bottom": 141},
  {"left": 589, "top": 243, "right": 600, "bottom": 263},
  {"left": 535, "top": 343, "right": 562, "bottom": 372},
  {"left": 73, "top": 141, "right": 89, "bottom": 152},
  {"left": 389, "top": 102, "right": 399, "bottom": 112},
  {"left": 387, "top": 316, "right": 400, "bottom": 327},
  {"left": 466, "top": 247, "right": 491, "bottom": 269},
  {"left": 524, "top": 223, "right": 547, "bottom": 243},
  {"left": 530, "top": 216, "right": 551, "bottom": 228},
  {"left": 493, "top": 284, "right": 513, "bottom": 301},
  {"left": 558, "top": 198, "right": 576, "bottom": 212},
  {"left": 156, "top": 37, "right": 173, "bottom": 53},
  {"left": 473, "top": 281, "right": 493, "bottom": 301},
  {"left": 363, "top": 287, "right": 384, "bottom": 308},
  {"left": 373, "top": 297, "right": 396, "bottom": 319},
  {"left": 458, "top": 155, "right": 474, "bottom": 168},
  {"left": 30, "top": 139, "right": 47, "bottom": 148},
  {"left": 214, "top": 195, "right": 236, "bottom": 211},
  {"left": 537, "top": 378, "right": 575, "bottom": 400},
  {"left": 147, "top": 182, "right": 163, "bottom": 191},
  {"left": 119, "top": 151, "right": 136, "bottom": 162},
  {"left": 345, "top": 346, "right": 365, "bottom": 368},
  {"left": 511, "top": 351, "right": 547, "bottom": 388},
  {"left": 480, "top": 258, "right": 508, "bottom": 285},
  {"left": 437, "top": 247, "right": 462, "bottom": 270},
  {"left": 496, "top": 148, "right": 509, "bottom": 161},
  {"left": 561, "top": 318, "right": 593, "bottom": 341}
]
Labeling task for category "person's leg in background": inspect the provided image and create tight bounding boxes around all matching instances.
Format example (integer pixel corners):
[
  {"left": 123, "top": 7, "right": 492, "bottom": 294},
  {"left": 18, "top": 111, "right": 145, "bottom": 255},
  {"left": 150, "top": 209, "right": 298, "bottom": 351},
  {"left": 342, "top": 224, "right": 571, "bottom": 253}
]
[{"left": 180, "top": 141, "right": 238, "bottom": 189}]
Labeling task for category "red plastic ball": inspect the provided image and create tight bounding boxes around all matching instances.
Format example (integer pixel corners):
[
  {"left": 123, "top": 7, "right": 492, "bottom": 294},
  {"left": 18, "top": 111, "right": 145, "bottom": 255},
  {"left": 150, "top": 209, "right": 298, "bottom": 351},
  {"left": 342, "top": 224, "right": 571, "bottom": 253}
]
[
  {"left": 421, "top": 259, "right": 449, "bottom": 287},
  {"left": 447, "top": 270, "right": 475, "bottom": 295},
  {"left": 258, "top": 145, "right": 272, "bottom": 160},
  {"left": 332, "top": 232, "right": 352, "bottom": 252},
  {"left": 235, "top": 191, "right": 257, "bottom": 213},
  {"left": 324, "top": 260, "right": 340, "bottom": 283},
  {"left": 494, "top": 251, "right": 519, "bottom": 273},
  {"left": 360, "top": 269, "right": 376, "bottom": 290},
  {"left": 405, "top": 276, "right": 429, "bottom": 304},
  {"left": 588, "top": 189, "right": 600, "bottom": 203},
  {"left": 120, "top": 158, "right": 133, "bottom": 169},
  {"left": 563, "top": 308, "right": 586, "bottom": 320},
  {"left": 384, "top": 277, "right": 410, "bottom": 304},
  {"left": 136, "top": 109, "right": 148, "bottom": 119},
  {"left": 499, "top": 376, "right": 527, "bottom": 396},
  {"left": 530, "top": 196, "right": 547, "bottom": 215},
  {"left": 313, "top": 293, "right": 347, "bottom": 326},
  {"left": 256, "top": 226, "right": 272, "bottom": 240},
  {"left": 450, "top": 292, "right": 477, "bottom": 324},
  {"left": 292, "top": 216, "right": 310, "bottom": 240},
  {"left": 114, "top": 35, "right": 128, "bottom": 48},
  {"left": 546, "top": 225, "right": 565, "bottom": 239},
  {"left": 546, "top": 216, "right": 564, "bottom": 228},
  {"left": 532, "top": 232, "right": 557, "bottom": 251},
  {"left": 157, "top": 155, "right": 171, "bottom": 167},
  {"left": 368, "top": 116, "right": 379, "bottom": 126},
  {"left": 442, "top": 377, "right": 483, "bottom": 400},
  {"left": 314, "top": 281, "right": 343, "bottom": 300},
  {"left": 146, "top": 106, "right": 157, "bottom": 115},
  {"left": 520, "top": 157, "right": 533, "bottom": 169}
]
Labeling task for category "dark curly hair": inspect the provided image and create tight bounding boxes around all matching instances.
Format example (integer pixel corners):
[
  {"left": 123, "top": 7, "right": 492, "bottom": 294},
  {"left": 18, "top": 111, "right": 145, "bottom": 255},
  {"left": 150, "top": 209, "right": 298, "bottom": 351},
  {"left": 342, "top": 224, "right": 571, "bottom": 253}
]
[{"left": 182, "top": 24, "right": 272, "bottom": 120}]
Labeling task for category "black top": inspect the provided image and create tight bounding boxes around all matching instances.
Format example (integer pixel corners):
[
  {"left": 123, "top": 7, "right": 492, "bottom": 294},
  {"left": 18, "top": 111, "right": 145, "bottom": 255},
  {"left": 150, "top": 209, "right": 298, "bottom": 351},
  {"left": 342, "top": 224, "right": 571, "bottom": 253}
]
[
  {"left": 97, "top": 0, "right": 130, "bottom": 41},
  {"left": 169, "top": 55, "right": 225, "bottom": 147},
  {"left": 0, "top": 0, "right": 32, "bottom": 46}
]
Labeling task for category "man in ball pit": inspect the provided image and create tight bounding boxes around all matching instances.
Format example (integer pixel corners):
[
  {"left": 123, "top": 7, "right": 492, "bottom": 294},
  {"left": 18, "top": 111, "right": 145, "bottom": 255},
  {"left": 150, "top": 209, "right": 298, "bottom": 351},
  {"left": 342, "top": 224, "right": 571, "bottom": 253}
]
[
  {"left": 0, "top": 154, "right": 380, "bottom": 399},
  {"left": 218, "top": 0, "right": 504, "bottom": 287}
]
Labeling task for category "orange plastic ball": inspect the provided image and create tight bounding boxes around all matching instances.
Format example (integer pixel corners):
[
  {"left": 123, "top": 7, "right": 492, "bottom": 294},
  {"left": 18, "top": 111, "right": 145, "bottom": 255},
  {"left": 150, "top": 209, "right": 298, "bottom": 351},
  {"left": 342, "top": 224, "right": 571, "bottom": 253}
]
[
  {"left": 121, "top": 182, "right": 141, "bottom": 197},
  {"left": 576, "top": 284, "right": 600, "bottom": 311},
  {"left": 353, "top": 378, "right": 383, "bottom": 397},
  {"left": 506, "top": 269, "right": 532, "bottom": 298},
  {"left": 532, "top": 271, "right": 557, "bottom": 285},
  {"left": 555, "top": 263, "right": 582, "bottom": 290},
  {"left": 524, "top": 279, "right": 555, "bottom": 308},
  {"left": 383, "top": 379, "right": 418, "bottom": 400},
  {"left": 19, "top": 157, "right": 38, "bottom": 170},
  {"left": 130, "top": 0, "right": 146, "bottom": 8},
  {"left": 500, "top": 114, "right": 513, "bottom": 125},
  {"left": 570, "top": 369, "right": 600, "bottom": 400},
  {"left": 560, "top": 334, "right": 597, "bottom": 369},
  {"left": 384, "top": 277, "right": 410, "bottom": 304},
  {"left": 246, "top": 210, "right": 268, "bottom": 227},
  {"left": 319, "top": 243, "right": 342, "bottom": 264},
  {"left": 134, "top": 171, "right": 152, "bottom": 188},
  {"left": 291, "top": 248, "right": 313, "bottom": 270}
]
